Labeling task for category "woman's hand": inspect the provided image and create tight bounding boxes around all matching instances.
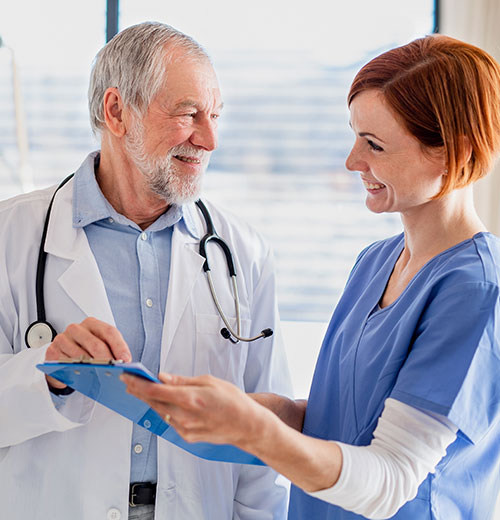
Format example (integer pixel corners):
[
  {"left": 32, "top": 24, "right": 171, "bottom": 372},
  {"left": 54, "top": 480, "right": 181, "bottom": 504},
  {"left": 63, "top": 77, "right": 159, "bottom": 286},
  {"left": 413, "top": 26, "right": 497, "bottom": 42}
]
[
  {"left": 122, "top": 372, "right": 342, "bottom": 492},
  {"left": 121, "top": 372, "right": 273, "bottom": 449}
]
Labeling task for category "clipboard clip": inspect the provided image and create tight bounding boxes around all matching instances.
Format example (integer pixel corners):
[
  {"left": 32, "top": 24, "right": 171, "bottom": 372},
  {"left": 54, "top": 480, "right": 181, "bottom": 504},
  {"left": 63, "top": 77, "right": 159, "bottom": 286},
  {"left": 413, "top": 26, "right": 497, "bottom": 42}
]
[{"left": 58, "top": 356, "right": 125, "bottom": 365}]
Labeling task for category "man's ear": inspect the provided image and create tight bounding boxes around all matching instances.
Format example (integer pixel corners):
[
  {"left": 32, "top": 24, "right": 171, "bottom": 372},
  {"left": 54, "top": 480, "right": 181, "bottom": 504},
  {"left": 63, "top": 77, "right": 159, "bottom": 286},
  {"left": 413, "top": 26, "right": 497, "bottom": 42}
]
[{"left": 102, "top": 87, "right": 126, "bottom": 137}]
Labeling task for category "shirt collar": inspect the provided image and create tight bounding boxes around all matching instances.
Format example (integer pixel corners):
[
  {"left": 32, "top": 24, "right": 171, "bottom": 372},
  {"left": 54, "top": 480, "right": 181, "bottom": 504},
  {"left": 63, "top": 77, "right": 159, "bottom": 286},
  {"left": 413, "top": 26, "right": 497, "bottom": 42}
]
[{"left": 72, "top": 151, "right": 199, "bottom": 238}]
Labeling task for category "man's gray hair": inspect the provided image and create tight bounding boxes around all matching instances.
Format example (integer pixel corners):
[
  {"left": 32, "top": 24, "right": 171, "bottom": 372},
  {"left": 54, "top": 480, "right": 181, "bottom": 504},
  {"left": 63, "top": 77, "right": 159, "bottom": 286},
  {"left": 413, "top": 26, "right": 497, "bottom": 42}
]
[{"left": 88, "top": 21, "right": 210, "bottom": 135}]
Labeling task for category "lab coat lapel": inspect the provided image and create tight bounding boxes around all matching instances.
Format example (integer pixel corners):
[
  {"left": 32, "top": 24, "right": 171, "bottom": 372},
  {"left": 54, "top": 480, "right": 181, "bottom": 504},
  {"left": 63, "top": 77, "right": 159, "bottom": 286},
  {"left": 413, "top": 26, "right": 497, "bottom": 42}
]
[
  {"left": 160, "top": 222, "right": 205, "bottom": 361},
  {"left": 43, "top": 181, "right": 115, "bottom": 325}
]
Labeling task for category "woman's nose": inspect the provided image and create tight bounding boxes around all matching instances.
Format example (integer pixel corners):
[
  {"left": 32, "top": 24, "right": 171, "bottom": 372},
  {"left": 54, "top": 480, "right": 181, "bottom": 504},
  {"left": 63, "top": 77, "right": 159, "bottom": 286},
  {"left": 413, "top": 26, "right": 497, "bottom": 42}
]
[
  {"left": 345, "top": 146, "right": 359, "bottom": 172},
  {"left": 345, "top": 142, "right": 368, "bottom": 173}
]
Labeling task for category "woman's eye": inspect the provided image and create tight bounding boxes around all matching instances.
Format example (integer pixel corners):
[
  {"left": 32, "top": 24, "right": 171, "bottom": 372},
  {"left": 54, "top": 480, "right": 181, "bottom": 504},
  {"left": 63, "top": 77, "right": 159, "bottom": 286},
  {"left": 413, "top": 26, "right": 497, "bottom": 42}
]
[{"left": 367, "top": 139, "right": 383, "bottom": 152}]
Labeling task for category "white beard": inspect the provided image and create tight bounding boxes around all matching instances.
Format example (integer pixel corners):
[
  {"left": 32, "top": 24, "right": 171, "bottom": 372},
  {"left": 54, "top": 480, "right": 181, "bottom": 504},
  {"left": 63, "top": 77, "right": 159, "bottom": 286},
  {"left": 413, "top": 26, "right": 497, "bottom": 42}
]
[{"left": 124, "top": 117, "right": 210, "bottom": 206}]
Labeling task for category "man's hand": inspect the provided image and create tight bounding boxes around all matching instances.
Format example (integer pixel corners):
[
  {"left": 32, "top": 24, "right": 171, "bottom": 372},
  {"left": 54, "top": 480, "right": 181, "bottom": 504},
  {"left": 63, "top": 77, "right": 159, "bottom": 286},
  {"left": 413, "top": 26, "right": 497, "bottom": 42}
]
[{"left": 44, "top": 317, "right": 131, "bottom": 389}]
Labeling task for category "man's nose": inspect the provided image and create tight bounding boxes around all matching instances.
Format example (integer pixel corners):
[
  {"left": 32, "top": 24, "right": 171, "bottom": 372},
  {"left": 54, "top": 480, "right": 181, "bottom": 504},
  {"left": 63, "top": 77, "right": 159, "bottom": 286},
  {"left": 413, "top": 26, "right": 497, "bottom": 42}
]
[{"left": 191, "top": 117, "right": 218, "bottom": 151}]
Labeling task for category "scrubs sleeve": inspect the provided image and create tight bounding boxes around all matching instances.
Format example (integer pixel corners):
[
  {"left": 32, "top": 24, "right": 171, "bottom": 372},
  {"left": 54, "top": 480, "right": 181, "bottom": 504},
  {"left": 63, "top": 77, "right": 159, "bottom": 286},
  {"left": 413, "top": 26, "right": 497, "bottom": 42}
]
[{"left": 391, "top": 281, "right": 500, "bottom": 444}]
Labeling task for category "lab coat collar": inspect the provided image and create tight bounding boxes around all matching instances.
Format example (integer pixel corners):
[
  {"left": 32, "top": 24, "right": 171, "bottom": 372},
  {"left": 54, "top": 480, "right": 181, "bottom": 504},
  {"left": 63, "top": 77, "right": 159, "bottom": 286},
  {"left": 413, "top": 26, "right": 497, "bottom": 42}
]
[
  {"left": 160, "top": 222, "right": 205, "bottom": 359},
  {"left": 44, "top": 176, "right": 85, "bottom": 261},
  {"left": 181, "top": 202, "right": 202, "bottom": 240},
  {"left": 43, "top": 177, "right": 115, "bottom": 325},
  {"left": 43, "top": 154, "right": 112, "bottom": 323}
]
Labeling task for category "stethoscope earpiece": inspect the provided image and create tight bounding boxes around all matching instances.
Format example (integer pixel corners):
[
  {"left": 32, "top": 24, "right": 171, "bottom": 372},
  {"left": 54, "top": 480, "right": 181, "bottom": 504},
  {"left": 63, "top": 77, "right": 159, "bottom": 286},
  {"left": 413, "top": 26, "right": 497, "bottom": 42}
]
[
  {"left": 220, "top": 328, "right": 231, "bottom": 339},
  {"left": 261, "top": 328, "right": 273, "bottom": 338}
]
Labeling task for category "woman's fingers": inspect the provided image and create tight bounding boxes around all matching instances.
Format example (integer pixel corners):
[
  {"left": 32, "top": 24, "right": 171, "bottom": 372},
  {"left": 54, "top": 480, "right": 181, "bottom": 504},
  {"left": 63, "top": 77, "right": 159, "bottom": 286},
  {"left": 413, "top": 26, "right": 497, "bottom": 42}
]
[{"left": 122, "top": 373, "right": 257, "bottom": 445}]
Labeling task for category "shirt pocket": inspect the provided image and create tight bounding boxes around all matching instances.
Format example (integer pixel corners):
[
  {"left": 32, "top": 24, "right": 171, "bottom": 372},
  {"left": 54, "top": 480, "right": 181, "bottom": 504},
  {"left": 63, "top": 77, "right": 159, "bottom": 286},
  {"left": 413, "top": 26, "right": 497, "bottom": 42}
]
[{"left": 194, "top": 313, "right": 250, "bottom": 385}]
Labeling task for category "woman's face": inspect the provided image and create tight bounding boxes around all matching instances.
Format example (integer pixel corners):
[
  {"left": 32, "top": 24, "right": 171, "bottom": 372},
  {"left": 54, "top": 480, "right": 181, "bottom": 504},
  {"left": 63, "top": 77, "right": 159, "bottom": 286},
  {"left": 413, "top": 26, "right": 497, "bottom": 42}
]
[{"left": 345, "top": 90, "right": 446, "bottom": 216}]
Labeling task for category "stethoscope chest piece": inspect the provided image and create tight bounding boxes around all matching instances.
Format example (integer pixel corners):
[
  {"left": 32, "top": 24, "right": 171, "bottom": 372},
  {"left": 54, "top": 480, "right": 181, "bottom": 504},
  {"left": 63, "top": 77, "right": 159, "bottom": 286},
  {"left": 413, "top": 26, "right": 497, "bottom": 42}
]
[{"left": 25, "top": 321, "right": 57, "bottom": 349}]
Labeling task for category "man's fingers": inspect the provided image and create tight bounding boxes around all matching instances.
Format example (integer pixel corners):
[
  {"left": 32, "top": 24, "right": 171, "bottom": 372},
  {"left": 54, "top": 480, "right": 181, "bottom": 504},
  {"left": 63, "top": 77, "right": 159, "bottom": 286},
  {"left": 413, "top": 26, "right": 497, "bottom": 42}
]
[
  {"left": 45, "top": 374, "right": 68, "bottom": 389},
  {"left": 46, "top": 318, "right": 132, "bottom": 363},
  {"left": 81, "top": 318, "right": 131, "bottom": 362},
  {"left": 46, "top": 331, "right": 93, "bottom": 360}
]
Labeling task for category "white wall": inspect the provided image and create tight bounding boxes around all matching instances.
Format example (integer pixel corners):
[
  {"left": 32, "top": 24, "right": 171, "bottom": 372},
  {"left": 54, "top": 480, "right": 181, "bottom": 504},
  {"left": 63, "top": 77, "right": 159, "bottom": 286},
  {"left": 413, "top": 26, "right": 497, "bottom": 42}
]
[
  {"left": 440, "top": 0, "right": 500, "bottom": 236},
  {"left": 440, "top": 4, "right": 500, "bottom": 517},
  {"left": 281, "top": 320, "right": 327, "bottom": 399}
]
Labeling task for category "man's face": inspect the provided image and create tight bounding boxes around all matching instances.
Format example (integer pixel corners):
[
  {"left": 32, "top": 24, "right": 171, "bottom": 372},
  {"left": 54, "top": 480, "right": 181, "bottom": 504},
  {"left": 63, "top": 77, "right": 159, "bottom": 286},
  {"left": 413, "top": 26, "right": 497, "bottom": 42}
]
[{"left": 124, "top": 53, "right": 222, "bottom": 205}]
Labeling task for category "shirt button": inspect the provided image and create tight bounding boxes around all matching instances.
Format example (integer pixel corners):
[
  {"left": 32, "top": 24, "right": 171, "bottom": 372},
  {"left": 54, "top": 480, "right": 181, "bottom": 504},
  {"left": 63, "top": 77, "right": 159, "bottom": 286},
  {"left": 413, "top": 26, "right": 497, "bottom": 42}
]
[
  {"left": 146, "top": 298, "right": 153, "bottom": 308},
  {"left": 107, "top": 508, "right": 121, "bottom": 520},
  {"left": 141, "top": 232, "right": 148, "bottom": 240},
  {"left": 133, "top": 443, "right": 143, "bottom": 454},
  {"left": 108, "top": 217, "right": 114, "bottom": 223}
]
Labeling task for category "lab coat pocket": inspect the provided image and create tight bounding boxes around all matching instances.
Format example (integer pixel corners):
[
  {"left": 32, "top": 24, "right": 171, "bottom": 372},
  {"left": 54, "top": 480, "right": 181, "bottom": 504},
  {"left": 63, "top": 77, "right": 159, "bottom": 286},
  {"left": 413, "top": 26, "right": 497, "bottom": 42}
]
[{"left": 194, "top": 314, "right": 250, "bottom": 385}]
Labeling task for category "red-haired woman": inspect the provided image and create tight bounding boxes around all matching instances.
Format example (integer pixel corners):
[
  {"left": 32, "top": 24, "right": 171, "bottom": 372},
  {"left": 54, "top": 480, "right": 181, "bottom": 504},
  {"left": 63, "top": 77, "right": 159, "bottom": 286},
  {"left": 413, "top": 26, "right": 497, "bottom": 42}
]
[{"left": 124, "top": 35, "right": 500, "bottom": 519}]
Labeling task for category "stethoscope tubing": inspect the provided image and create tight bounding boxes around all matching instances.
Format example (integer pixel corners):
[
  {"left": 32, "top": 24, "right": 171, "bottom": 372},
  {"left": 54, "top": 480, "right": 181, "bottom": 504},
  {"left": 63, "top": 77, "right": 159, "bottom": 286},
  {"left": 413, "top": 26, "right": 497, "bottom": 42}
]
[
  {"left": 196, "top": 200, "right": 273, "bottom": 344},
  {"left": 35, "top": 173, "right": 74, "bottom": 324},
  {"left": 206, "top": 271, "right": 270, "bottom": 343}
]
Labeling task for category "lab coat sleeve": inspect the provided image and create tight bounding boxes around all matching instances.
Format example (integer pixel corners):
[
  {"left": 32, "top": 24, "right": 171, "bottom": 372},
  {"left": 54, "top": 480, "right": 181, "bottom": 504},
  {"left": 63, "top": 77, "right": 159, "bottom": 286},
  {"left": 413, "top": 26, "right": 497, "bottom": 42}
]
[
  {"left": 0, "top": 343, "right": 95, "bottom": 448},
  {"left": 0, "top": 195, "right": 94, "bottom": 448},
  {"left": 234, "top": 246, "right": 293, "bottom": 519}
]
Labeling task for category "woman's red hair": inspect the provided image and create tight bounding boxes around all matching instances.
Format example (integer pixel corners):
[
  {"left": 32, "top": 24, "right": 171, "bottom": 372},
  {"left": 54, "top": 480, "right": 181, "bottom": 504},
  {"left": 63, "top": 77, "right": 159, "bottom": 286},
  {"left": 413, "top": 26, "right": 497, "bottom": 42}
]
[{"left": 348, "top": 35, "right": 500, "bottom": 197}]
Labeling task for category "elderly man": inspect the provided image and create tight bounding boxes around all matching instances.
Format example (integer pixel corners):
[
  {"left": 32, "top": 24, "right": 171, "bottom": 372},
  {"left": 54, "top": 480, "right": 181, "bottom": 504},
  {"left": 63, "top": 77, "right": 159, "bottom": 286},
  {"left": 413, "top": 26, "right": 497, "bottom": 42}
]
[{"left": 0, "top": 22, "right": 292, "bottom": 520}]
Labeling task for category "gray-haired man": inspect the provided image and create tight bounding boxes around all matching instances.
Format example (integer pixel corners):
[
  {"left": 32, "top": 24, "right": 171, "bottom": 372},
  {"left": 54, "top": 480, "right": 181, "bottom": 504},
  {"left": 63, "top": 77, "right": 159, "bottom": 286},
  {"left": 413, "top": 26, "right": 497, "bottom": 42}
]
[{"left": 0, "top": 22, "right": 292, "bottom": 519}]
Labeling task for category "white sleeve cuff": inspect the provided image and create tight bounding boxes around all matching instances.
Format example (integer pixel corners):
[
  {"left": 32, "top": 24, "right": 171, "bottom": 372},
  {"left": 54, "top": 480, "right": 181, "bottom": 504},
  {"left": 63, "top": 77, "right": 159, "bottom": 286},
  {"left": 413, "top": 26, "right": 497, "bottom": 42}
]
[{"left": 307, "top": 398, "right": 457, "bottom": 519}]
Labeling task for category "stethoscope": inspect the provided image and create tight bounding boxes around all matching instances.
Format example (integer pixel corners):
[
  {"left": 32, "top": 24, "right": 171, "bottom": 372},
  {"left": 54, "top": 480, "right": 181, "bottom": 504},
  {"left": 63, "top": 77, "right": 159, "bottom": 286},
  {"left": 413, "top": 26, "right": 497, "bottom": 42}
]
[{"left": 25, "top": 174, "right": 273, "bottom": 349}]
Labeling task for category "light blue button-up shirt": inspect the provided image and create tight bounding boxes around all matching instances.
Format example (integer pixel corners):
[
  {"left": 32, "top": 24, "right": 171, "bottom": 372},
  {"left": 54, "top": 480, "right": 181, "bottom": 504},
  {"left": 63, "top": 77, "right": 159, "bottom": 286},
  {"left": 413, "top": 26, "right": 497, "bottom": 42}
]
[{"left": 72, "top": 152, "right": 198, "bottom": 483}]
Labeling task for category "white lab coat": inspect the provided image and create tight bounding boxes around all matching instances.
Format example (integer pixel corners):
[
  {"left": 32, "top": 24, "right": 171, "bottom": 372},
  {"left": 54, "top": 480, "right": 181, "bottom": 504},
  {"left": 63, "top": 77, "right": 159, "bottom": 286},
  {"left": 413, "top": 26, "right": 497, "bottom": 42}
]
[{"left": 0, "top": 173, "right": 293, "bottom": 520}]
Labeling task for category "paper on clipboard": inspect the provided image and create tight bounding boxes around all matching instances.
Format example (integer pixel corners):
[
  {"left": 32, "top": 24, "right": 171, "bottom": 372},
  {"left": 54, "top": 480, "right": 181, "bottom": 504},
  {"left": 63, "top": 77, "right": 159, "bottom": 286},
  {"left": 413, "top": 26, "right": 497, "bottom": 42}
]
[{"left": 37, "top": 360, "right": 264, "bottom": 466}]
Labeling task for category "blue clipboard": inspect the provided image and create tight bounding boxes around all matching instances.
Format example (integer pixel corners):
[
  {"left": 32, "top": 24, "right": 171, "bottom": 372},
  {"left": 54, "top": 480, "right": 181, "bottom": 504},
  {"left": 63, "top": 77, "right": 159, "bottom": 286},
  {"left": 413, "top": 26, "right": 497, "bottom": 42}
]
[{"left": 37, "top": 361, "right": 264, "bottom": 466}]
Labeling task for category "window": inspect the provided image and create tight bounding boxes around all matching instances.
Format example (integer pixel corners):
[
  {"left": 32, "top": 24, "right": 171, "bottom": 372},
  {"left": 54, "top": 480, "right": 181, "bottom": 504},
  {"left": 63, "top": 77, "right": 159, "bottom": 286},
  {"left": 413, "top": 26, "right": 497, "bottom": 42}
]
[
  {"left": 0, "top": 0, "right": 104, "bottom": 196},
  {"left": 0, "top": 1, "right": 435, "bottom": 323},
  {"left": 122, "top": 0, "right": 435, "bottom": 321}
]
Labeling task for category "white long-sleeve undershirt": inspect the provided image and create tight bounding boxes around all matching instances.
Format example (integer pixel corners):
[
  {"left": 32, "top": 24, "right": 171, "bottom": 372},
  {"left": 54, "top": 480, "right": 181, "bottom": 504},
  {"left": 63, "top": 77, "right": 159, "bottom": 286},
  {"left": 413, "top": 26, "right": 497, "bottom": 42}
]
[{"left": 307, "top": 398, "right": 458, "bottom": 519}]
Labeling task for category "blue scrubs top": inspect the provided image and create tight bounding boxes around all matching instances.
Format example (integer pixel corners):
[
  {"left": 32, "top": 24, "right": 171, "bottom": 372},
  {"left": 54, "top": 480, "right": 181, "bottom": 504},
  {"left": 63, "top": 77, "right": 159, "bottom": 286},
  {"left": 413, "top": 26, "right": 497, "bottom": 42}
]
[{"left": 289, "top": 232, "right": 500, "bottom": 519}]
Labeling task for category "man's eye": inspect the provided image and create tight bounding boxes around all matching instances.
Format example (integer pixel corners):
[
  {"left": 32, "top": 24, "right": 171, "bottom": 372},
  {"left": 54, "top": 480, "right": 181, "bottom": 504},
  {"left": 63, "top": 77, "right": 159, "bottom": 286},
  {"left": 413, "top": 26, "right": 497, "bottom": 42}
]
[
  {"left": 367, "top": 140, "right": 383, "bottom": 152},
  {"left": 211, "top": 114, "right": 220, "bottom": 120}
]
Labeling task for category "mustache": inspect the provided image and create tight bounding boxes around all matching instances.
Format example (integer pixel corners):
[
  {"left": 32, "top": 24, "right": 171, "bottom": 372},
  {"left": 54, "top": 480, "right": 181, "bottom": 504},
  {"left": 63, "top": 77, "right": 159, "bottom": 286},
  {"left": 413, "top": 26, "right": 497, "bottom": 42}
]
[{"left": 169, "top": 145, "right": 210, "bottom": 162}]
